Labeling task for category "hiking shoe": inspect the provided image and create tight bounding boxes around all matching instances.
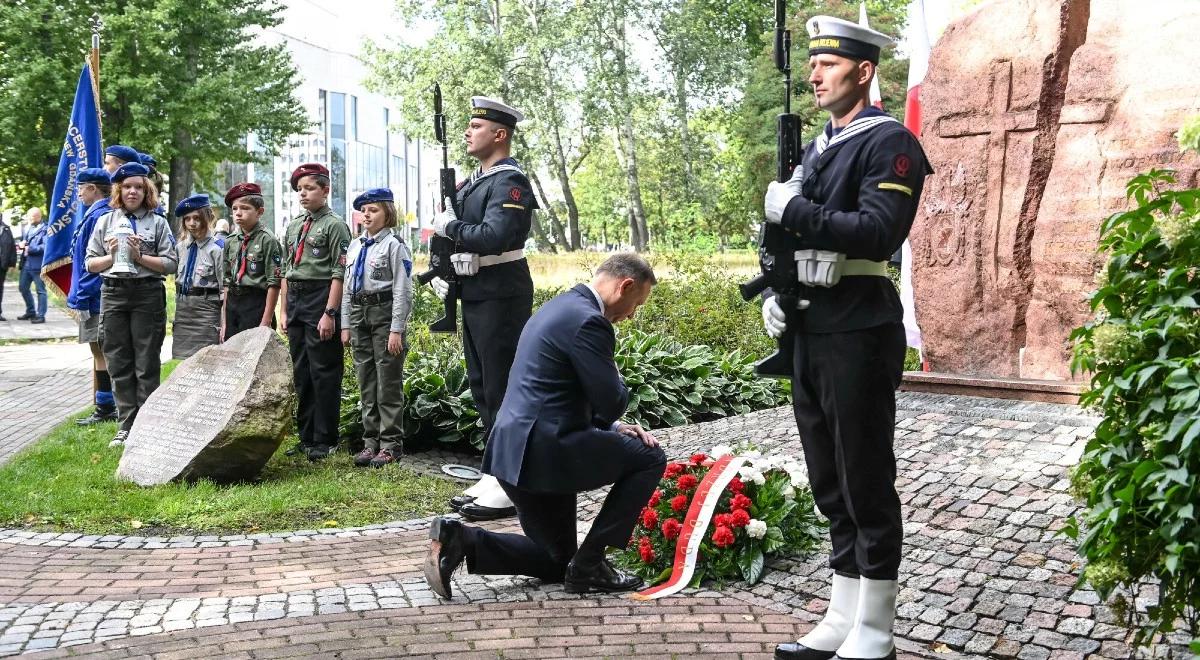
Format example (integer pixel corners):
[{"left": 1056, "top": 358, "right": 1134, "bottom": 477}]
[
  {"left": 77, "top": 407, "right": 118, "bottom": 426},
  {"left": 370, "top": 448, "right": 399, "bottom": 468},
  {"left": 109, "top": 430, "right": 129, "bottom": 448},
  {"left": 353, "top": 448, "right": 376, "bottom": 467}
]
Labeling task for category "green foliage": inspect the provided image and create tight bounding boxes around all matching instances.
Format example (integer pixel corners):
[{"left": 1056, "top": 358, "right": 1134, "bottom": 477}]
[
  {"left": 1066, "top": 165, "right": 1200, "bottom": 646},
  {"left": 0, "top": 0, "right": 307, "bottom": 207}
]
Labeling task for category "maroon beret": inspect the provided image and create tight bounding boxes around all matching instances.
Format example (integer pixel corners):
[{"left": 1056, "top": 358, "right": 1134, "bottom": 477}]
[
  {"left": 290, "top": 163, "right": 330, "bottom": 191},
  {"left": 224, "top": 182, "right": 262, "bottom": 208}
]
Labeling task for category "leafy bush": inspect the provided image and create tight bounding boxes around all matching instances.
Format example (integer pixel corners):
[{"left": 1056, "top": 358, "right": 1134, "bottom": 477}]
[{"left": 1066, "top": 161, "right": 1200, "bottom": 649}]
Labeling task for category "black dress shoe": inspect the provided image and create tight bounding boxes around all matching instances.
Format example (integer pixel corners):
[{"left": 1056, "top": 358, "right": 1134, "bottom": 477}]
[
  {"left": 564, "top": 557, "right": 643, "bottom": 594},
  {"left": 305, "top": 445, "right": 335, "bottom": 462},
  {"left": 76, "top": 407, "right": 118, "bottom": 426},
  {"left": 16, "top": 312, "right": 34, "bottom": 321},
  {"left": 459, "top": 502, "right": 516, "bottom": 521},
  {"left": 775, "top": 642, "right": 836, "bottom": 660},
  {"left": 424, "top": 517, "right": 467, "bottom": 600},
  {"left": 30, "top": 316, "right": 45, "bottom": 324},
  {"left": 448, "top": 495, "right": 475, "bottom": 512}
]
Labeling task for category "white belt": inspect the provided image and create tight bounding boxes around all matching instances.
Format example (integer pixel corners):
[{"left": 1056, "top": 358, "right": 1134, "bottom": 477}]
[
  {"left": 477, "top": 249, "right": 525, "bottom": 268},
  {"left": 842, "top": 259, "right": 888, "bottom": 277}
]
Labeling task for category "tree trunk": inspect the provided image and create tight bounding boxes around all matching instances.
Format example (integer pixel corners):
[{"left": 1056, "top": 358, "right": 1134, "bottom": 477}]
[
  {"left": 167, "top": 128, "right": 194, "bottom": 235},
  {"left": 610, "top": 16, "right": 649, "bottom": 252},
  {"left": 673, "top": 64, "right": 694, "bottom": 204},
  {"left": 525, "top": 169, "right": 561, "bottom": 253},
  {"left": 550, "top": 121, "right": 581, "bottom": 250}
]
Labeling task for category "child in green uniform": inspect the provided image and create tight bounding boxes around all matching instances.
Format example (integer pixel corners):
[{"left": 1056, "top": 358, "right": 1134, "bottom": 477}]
[
  {"left": 172, "top": 194, "right": 224, "bottom": 359},
  {"left": 84, "top": 163, "right": 178, "bottom": 447},
  {"left": 221, "top": 183, "right": 282, "bottom": 341},
  {"left": 280, "top": 163, "right": 351, "bottom": 461},
  {"left": 340, "top": 188, "right": 413, "bottom": 468}
]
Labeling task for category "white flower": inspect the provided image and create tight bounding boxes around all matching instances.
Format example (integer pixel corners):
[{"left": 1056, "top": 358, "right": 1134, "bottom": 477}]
[
  {"left": 710, "top": 444, "right": 734, "bottom": 458},
  {"left": 786, "top": 467, "right": 808, "bottom": 488},
  {"left": 737, "top": 465, "right": 767, "bottom": 486},
  {"left": 746, "top": 519, "right": 768, "bottom": 539},
  {"left": 782, "top": 483, "right": 796, "bottom": 500}
]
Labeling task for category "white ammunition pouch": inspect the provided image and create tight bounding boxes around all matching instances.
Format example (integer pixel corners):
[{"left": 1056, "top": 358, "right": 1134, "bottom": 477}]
[{"left": 794, "top": 250, "right": 888, "bottom": 287}]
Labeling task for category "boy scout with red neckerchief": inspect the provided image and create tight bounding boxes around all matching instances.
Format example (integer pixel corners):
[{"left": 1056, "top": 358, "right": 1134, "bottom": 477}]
[
  {"left": 279, "top": 163, "right": 352, "bottom": 462},
  {"left": 220, "top": 182, "right": 282, "bottom": 341}
]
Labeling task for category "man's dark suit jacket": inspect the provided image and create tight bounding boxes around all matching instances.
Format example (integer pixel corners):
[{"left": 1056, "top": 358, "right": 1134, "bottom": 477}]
[{"left": 482, "top": 284, "right": 629, "bottom": 492}]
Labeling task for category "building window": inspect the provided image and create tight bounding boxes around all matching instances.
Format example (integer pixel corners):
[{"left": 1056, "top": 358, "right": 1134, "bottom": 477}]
[{"left": 329, "top": 92, "right": 348, "bottom": 218}]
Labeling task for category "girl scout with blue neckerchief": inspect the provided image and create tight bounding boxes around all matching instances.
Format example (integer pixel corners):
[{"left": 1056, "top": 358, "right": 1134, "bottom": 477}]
[
  {"left": 171, "top": 194, "right": 225, "bottom": 359},
  {"left": 340, "top": 188, "right": 413, "bottom": 468}
]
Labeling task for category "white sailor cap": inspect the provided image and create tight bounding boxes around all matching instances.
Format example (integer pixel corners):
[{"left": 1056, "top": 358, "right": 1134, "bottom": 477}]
[
  {"left": 805, "top": 15, "right": 894, "bottom": 64},
  {"left": 470, "top": 96, "right": 525, "bottom": 128}
]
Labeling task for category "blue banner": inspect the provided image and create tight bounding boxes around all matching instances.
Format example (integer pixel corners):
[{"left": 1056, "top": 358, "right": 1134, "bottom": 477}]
[{"left": 41, "top": 62, "right": 103, "bottom": 296}]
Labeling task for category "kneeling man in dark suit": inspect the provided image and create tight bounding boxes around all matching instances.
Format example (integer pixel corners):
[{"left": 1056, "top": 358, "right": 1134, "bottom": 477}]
[{"left": 425, "top": 253, "right": 666, "bottom": 597}]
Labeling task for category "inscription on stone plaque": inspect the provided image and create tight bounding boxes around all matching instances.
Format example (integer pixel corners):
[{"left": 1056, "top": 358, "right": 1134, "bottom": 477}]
[{"left": 116, "top": 328, "right": 295, "bottom": 486}]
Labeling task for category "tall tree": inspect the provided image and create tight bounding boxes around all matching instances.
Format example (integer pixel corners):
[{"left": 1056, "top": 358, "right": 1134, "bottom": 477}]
[{"left": 0, "top": 0, "right": 309, "bottom": 223}]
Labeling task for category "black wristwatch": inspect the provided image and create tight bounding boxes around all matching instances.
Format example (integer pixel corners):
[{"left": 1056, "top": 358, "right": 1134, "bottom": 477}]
[{"left": 324, "top": 307, "right": 338, "bottom": 317}]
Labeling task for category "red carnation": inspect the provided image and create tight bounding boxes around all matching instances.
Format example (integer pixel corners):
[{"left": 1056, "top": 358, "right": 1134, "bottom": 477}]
[
  {"left": 670, "top": 494, "right": 689, "bottom": 513},
  {"left": 641, "top": 507, "right": 659, "bottom": 529},
  {"left": 731, "top": 493, "right": 753, "bottom": 511},
  {"left": 690, "top": 453, "right": 708, "bottom": 465},
  {"left": 639, "top": 544, "right": 656, "bottom": 563},
  {"left": 712, "top": 525, "right": 735, "bottom": 548},
  {"left": 638, "top": 535, "right": 652, "bottom": 548},
  {"left": 677, "top": 474, "right": 698, "bottom": 491},
  {"left": 648, "top": 489, "right": 663, "bottom": 506},
  {"left": 662, "top": 518, "right": 682, "bottom": 540},
  {"left": 728, "top": 477, "right": 745, "bottom": 494},
  {"left": 729, "top": 508, "right": 751, "bottom": 528},
  {"left": 664, "top": 463, "right": 686, "bottom": 478},
  {"left": 713, "top": 513, "right": 731, "bottom": 527}
]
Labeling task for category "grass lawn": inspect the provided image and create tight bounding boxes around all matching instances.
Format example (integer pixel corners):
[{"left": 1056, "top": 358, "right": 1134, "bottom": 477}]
[{"left": 0, "top": 417, "right": 463, "bottom": 536}]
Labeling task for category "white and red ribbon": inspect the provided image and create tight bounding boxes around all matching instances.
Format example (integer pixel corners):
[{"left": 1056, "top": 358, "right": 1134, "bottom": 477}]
[{"left": 629, "top": 454, "right": 749, "bottom": 601}]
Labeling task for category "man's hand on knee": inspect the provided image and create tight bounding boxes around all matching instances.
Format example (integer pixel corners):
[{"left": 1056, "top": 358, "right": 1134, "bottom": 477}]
[{"left": 616, "top": 422, "right": 658, "bottom": 448}]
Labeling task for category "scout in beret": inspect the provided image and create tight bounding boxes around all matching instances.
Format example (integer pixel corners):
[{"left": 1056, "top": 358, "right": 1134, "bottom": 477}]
[
  {"left": 341, "top": 187, "right": 413, "bottom": 468},
  {"left": 104, "top": 145, "right": 140, "bottom": 174},
  {"left": 281, "top": 162, "right": 351, "bottom": 461},
  {"left": 220, "top": 182, "right": 283, "bottom": 343},
  {"left": 769, "top": 13, "right": 932, "bottom": 660},
  {"left": 138, "top": 153, "right": 158, "bottom": 169},
  {"left": 84, "top": 154, "right": 177, "bottom": 449},
  {"left": 70, "top": 167, "right": 117, "bottom": 425},
  {"left": 171, "top": 194, "right": 224, "bottom": 360}
]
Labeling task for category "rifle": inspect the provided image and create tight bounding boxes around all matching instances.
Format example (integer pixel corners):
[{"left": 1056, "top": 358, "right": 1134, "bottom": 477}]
[
  {"left": 415, "top": 83, "right": 461, "bottom": 333},
  {"left": 739, "top": 0, "right": 803, "bottom": 379}
]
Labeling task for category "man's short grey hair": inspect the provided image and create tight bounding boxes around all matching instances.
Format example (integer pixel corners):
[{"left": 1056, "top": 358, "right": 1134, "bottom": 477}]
[{"left": 596, "top": 253, "right": 657, "bottom": 285}]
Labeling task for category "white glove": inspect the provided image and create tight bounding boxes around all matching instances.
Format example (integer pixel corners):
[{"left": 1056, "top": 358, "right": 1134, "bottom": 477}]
[
  {"left": 451, "top": 252, "right": 479, "bottom": 277},
  {"left": 762, "top": 296, "right": 788, "bottom": 338},
  {"left": 764, "top": 181, "right": 799, "bottom": 225},
  {"left": 784, "top": 163, "right": 804, "bottom": 193},
  {"left": 431, "top": 196, "right": 456, "bottom": 237},
  {"left": 431, "top": 276, "right": 449, "bottom": 300}
]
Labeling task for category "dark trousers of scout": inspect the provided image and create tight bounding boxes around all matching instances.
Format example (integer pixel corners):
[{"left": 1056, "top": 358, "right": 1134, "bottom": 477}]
[
  {"left": 99, "top": 279, "right": 167, "bottom": 432},
  {"left": 349, "top": 296, "right": 405, "bottom": 453},
  {"left": 461, "top": 296, "right": 532, "bottom": 432},
  {"left": 792, "top": 321, "right": 906, "bottom": 580},
  {"left": 463, "top": 437, "right": 666, "bottom": 582},
  {"left": 287, "top": 280, "right": 343, "bottom": 450},
  {"left": 224, "top": 287, "right": 275, "bottom": 340}
]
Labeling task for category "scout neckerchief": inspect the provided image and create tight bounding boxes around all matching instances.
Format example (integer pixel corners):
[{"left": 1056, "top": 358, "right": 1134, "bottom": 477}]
[
  {"left": 292, "top": 214, "right": 314, "bottom": 264},
  {"left": 814, "top": 106, "right": 898, "bottom": 156},
  {"left": 351, "top": 236, "right": 375, "bottom": 293},
  {"left": 181, "top": 240, "right": 198, "bottom": 293},
  {"left": 236, "top": 231, "right": 252, "bottom": 283}
]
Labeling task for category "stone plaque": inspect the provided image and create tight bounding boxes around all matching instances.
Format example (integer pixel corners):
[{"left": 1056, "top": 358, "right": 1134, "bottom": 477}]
[
  {"left": 116, "top": 327, "right": 295, "bottom": 486},
  {"left": 910, "top": 0, "right": 1200, "bottom": 380}
]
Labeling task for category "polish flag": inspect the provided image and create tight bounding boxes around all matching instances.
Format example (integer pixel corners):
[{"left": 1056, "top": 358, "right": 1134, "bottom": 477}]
[
  {"left": 859, "top": 3, "right": 884, "bottom": 109},
  {"left": 900, "top": 0, "right": 932, "bottom": 361}
]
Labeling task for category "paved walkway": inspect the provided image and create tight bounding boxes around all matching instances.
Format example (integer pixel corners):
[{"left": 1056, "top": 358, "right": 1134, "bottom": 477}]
[
  {"left": 0, "top": 278, "right": 77, "bottom": 342},
  {"left": 0, "top": 343, "right": 92, "bottom": 465},
  {"left": 0, "top": 364, "right": 1191, "bottom": 657}
]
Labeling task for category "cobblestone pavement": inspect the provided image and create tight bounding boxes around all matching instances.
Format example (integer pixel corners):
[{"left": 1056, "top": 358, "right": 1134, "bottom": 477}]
[
  {"left": 0, "top": 343, "right": 92, "bottom": 466},
  {"left": 0, "top": 280, "right": 77, "bottom": 342},
  {"left": 0, "top": 392, "right": 1191, "bottom": 657}
]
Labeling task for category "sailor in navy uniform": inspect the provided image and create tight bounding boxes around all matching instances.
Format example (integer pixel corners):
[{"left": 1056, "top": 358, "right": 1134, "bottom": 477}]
[
  {"left": 766, "top": 15, "right": 932, "bottom": 660},
  {"left": 430, "top": 97, "right": 537, "bottom": 522}
]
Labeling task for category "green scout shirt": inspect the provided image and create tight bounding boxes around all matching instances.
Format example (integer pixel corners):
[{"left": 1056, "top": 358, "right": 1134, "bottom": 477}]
[
  {"left": 282, "top": 206, "right": 350, "bottom": 281},
  {"left": 222, "top": 223, "right": 283, "bottom": 290}
]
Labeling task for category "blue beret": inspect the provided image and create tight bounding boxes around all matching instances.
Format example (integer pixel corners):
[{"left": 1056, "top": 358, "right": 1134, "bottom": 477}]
[
  {"left": 139, "top": 152, "right": 158, "bottom": 168},
  {"left": 353, "top": 188, "right": 394, "bottom": 211},
  {"left": 77, "top": 168, "right": 111, "bottom": 185},
  {"left": 105, "top": 145, "right": 140, "bottom": 164},
  {"left": 174, "top": 194, "right": 210, "bottom": 218},
  {"left": 111, "top": 162, "right": 151, "bottom": 182}
]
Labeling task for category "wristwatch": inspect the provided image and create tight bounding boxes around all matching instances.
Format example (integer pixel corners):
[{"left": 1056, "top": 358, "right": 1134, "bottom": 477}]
[{"left": 324, "top": 307, "right": 338, "bottom": 317}]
